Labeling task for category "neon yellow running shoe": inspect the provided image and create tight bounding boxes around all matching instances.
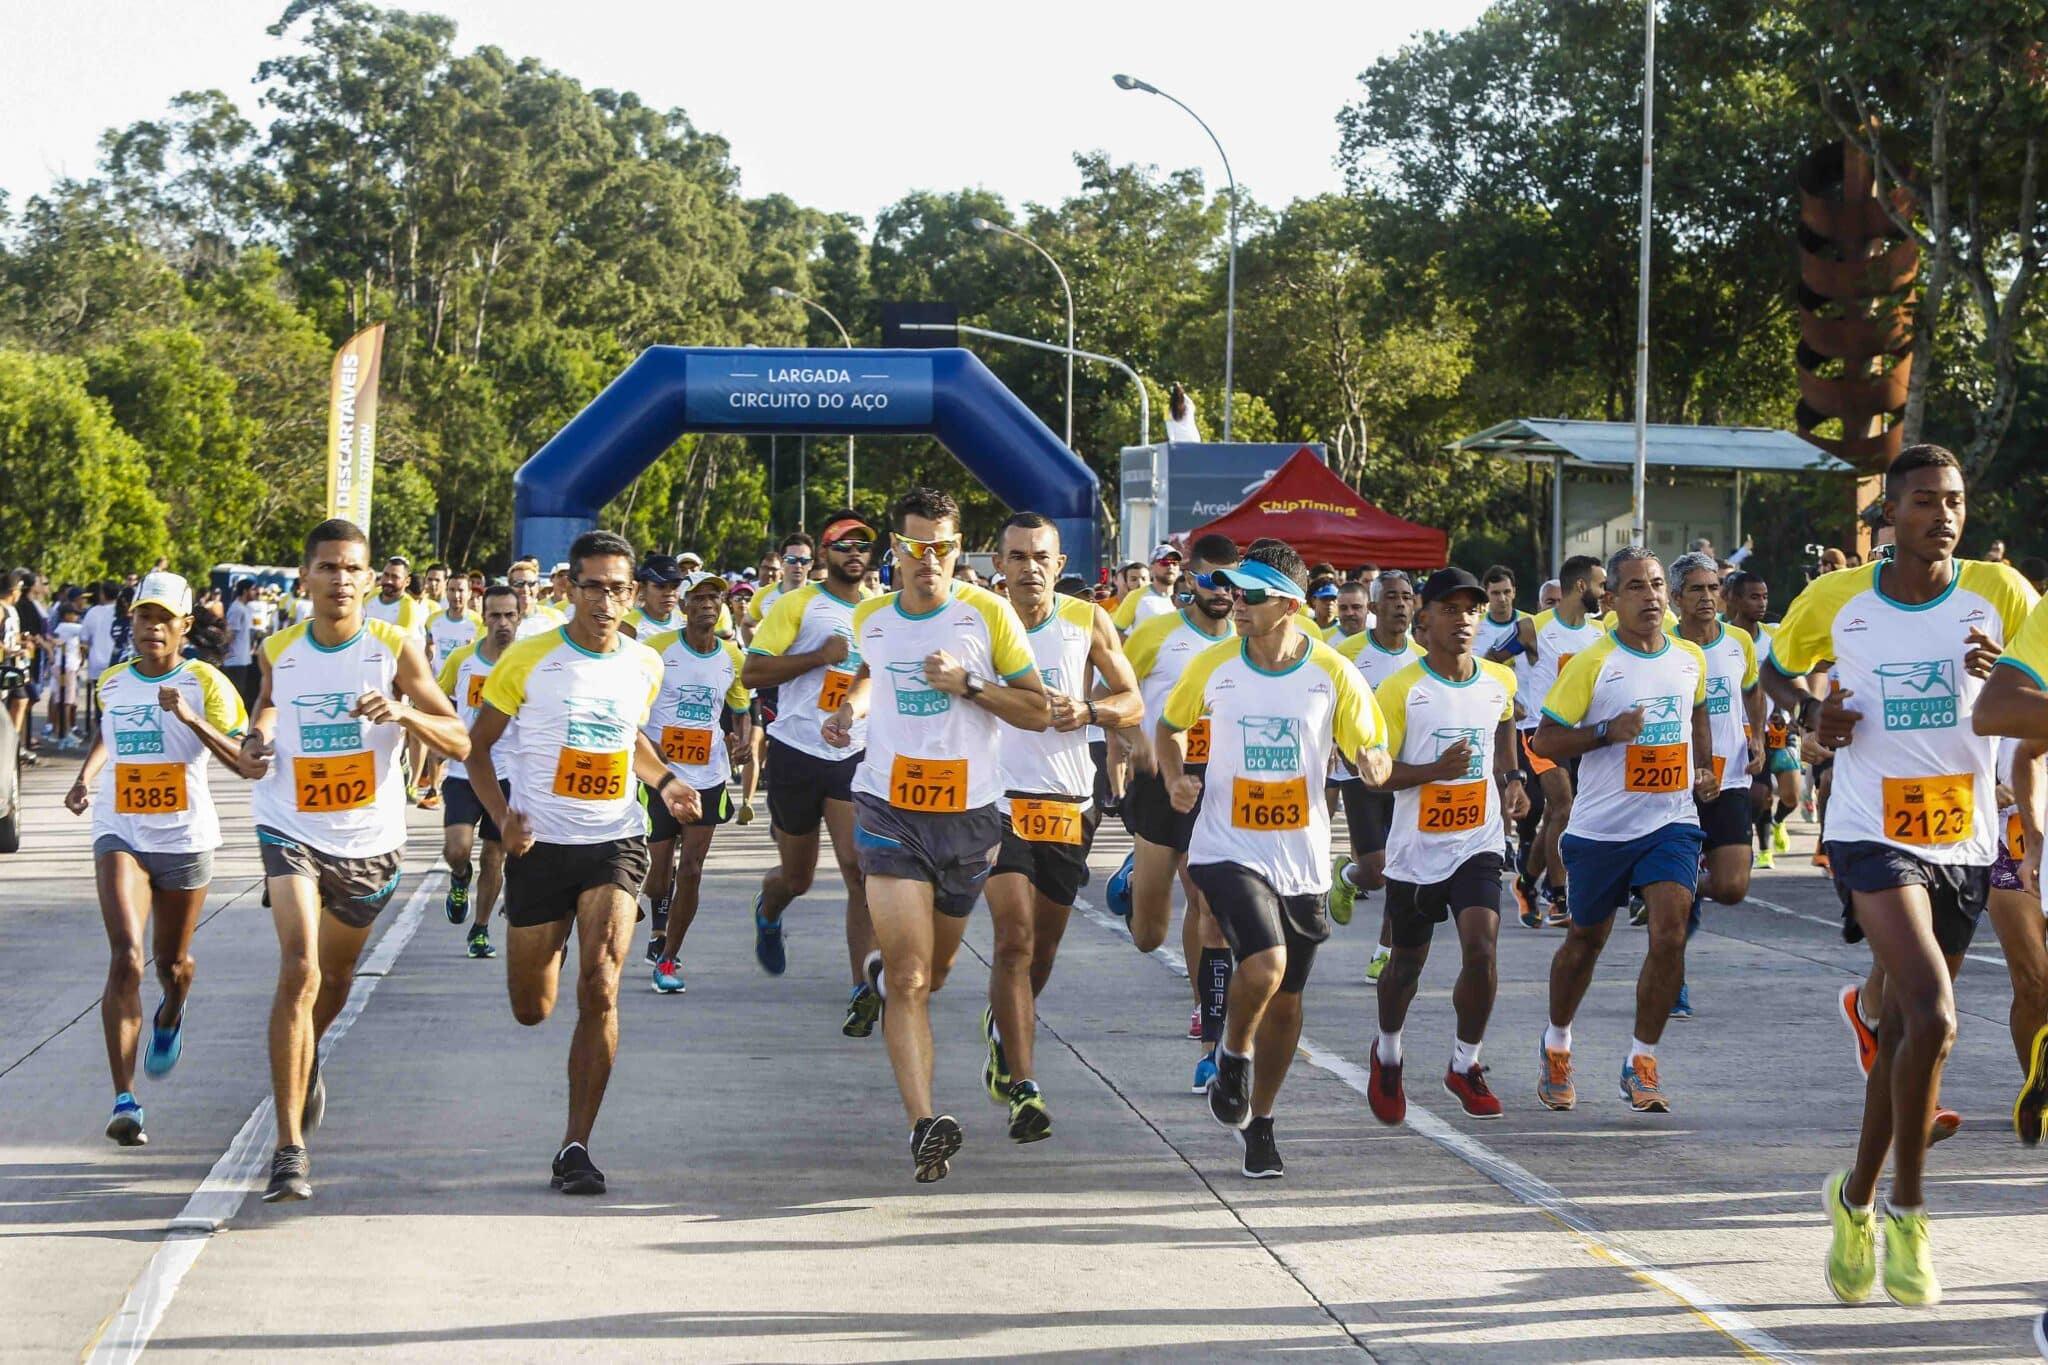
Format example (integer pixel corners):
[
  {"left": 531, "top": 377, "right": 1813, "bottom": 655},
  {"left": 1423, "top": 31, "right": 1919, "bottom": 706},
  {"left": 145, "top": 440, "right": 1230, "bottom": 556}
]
[
  {"left": 1754, "top": 844, "right": 1775, "bottom": 870},
  {"left": 981, "top": 1006, "right": 1011, "bottom": 1103},
  {"left": 1328, "top": 855, "right": 1357, "bottom": 926},
  {"left": 1822, "top": 1170, "right": 1875, "bottom": 1303},
  {"left": 1772, "top": 820, "right": 1790, "bottom": 853},
  {"left": 1882, "top": 1207, "right": 1940, "bottom": 1306},
  {"left": 1366, "top": 946, "right": 1389, "bottom": 982}
]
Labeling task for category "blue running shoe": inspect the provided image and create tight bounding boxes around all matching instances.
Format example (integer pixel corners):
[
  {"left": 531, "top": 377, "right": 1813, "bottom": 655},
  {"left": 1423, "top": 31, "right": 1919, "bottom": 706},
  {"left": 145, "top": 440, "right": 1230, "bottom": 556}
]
[
  {"left": 1669, "top": 984, "right": 1694, "bottom": 1020},
  {"left": 1192, "top": 1048, "right": 1218, "bottom": 1095},
  {"left": 651, "top": 957, "right": 685, "bottom": 994},
  {"left": 753, "top": 892, "right": 786, "bottom": 976},
  {"left": 143, "top": 1001, "right": 182, "bottom": 1077},
  {"left": 1107, "top": 851, "right": 1135, "bottom": 920},
  {"left": 445, "top": 873, "right": 471, "bottom": 925},
  {"left": 105, "top": 1093, "right": 147, "bottom": 1146}
]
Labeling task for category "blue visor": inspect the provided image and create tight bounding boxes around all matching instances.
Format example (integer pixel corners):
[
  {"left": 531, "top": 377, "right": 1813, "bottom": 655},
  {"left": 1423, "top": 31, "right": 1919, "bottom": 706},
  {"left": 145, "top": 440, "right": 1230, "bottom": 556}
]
[
  {"left": 1209, "top": 562, "right": 1308, "bottom": 602},
  {"left": 1310, "top": 582, "right": 1339, "bottom": 600}
]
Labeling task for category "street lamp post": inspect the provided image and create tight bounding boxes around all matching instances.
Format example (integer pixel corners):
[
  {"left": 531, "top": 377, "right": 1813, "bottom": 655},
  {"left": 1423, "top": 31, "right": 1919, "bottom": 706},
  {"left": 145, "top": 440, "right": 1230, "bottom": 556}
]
[
  {"left": 769, "top": 286, "right": 858, "bottom": 505},
  {"left": 971, "top": 217, "right": 1075, "bottom": 451},
  {"left": 1114, "top": 72, "right": 1237, "bottom": 442}
]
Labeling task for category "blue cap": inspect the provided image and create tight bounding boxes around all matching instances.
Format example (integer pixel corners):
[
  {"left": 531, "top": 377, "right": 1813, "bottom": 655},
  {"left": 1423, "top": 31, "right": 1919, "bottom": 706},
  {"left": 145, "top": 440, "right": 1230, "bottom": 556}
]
[
  {"left": 1210, "top": 561, "right": 1307, "bottom": 602},
  {"left": 1309, "top": 581, "right": 1339, "bottom": 600}
]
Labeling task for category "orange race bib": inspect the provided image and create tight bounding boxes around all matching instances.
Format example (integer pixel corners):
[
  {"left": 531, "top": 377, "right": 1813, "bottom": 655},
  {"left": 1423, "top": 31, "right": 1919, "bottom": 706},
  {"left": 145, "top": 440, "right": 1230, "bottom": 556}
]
[
  {"left": 114, "top": 762, "right": 188, "bottom": 815},
  {"left": 2008, "top": 811, "right": 2025, "bottom": 860},
  {"left": 1010, "top": 797, "right": 1083, "bottom": 845},
  {"left": 1624, "top": 743, "right": 1688, "bottom": 794},
  {"left": 294, "top": 752, "right": 376, "bottom": 813},
  {"left": 551, "top": 748, "right": 629, "bottom": 802},
  {"left": 1711, "top": 754, "right": 1727, "bottom": 786},
  {"left": 1184, "top": 718, "right": 1211, "bottom": 765},
  {"left": 890, "top": 756, "right": 967, "bottom": 813},
  {"left": 1884, "top": 774, "right": 1973, "bottom": 847},
  {"left": 1555, "top": 652, "right": 1576, "bottom": 675},
  {"left": 1417, "top": 780, "right": 1486, "bottom": 833},
  {"left": 1231, "top": 776, "right": 1309, "bottom": 831},
  {"left": 818, "top": 668, "right": 853, "bottom": 713},
  {"left": 660, "top": 726, "right": 715, "bottom": 767},
  {"left": 465, "top": 675, "right": 486, "bottom": 708}
]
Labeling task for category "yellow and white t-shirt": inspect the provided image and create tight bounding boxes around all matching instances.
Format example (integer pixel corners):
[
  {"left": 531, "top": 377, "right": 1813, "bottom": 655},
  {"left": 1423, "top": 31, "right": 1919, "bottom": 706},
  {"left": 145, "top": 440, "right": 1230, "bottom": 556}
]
[
  {"left": 364, "top": 592, "right": 429, "bottom": 638},
  {"left": 749, "top": 581, "right": 799, "bottom": 623},
  {"left": 1601, "top": 607, "right": 1681, "bottom": 633},
  {"left": 252, "top": 618, "right": 413, "bottom": 856},
  {"left": 93, "top": 659, "right": 246, "bottom": 853},
  {"left": 1336, "top": 630, "right": 1424, "bottom": 690},
  {"left": 1516, "top": 609, "right": 1605, "bottom": 732},
  {"left": 1475, "top": 609, "right": 1530, "bottom": 658},
  {"left": 643, "top": 630, "right": 751, "bottom": 790},
  {"left": 1378, "top": 657, "right": 1516, "bottom": 886},
  {"left": 481, "top": 627, "right": 662, "bottom": 845},
  {"left": 514, "top": 602, "right": 568, "bottom": 641},
  {"left": 1772, "top": 559, "right": 2036, "bottom": 864},
  {"left": 1163, "top": 636, "right": 1384, "bottom": 895},
  {"left": 435, "top": 640, "right": 500, "bottom": 785},
  {"left": 1681, "top": 623, "right": 1759, "bottom": 793},
  {"left": 851, "top": 582, "right": 1036, "bottom": 814},
  {"left": 1127, "top": 608, "right": 1234, "bottom": 767},
  {"left": 1541, "top": 632, "right": 1709, "bottom": 843},
  {"left": 748, "top": 581, "right": 871, "bottom": 761},
  {"left": 426, "top": 608, "right": 481, "bottom": 665},
  {"left": 999, "top": 594, "right": 1098, "bottom": 803},
  {"left": 623, "top": 606, "right": 681, "bottom": 639},
  {"left": 1113, "top": 587, "right": 1177, "bottom": 633}
]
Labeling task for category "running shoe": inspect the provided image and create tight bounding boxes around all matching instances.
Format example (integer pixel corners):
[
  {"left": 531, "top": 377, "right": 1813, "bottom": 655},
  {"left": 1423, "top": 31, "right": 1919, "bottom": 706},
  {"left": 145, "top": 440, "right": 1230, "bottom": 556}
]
[
  {"left": 1802, "top": 795, "right": 1816, "bottom": 822},
  {"left": 1192, "top": 1048, "right": 1218, "bottom": 1094},
  {"left": 302, "top": 1057, "right": 326, "bottom": 1134},
  {"left": 262, "top": 1144, "right": 311, "bottom": 1202},
  {"left": 1822, "top": 1170, "right": 1876, "bottom": 1304},
  {"left": 843, "top": 984, "right": 881, "bottom": 1038},
  {"left": 1443, "top": 1063, "right": 1503, "bottom": 1119},
  {"left": 1186, "top": 1008, "right": 1203, "bottom": 1040},
  {"left": 1931, "top": 1108, "right": 1962, "bottom": 1143},
  {"left": 1545, "top": 889, "right": 1569, "bottom": 928},
  {"left": 1239, "top": 1116, "right": 1283, "bottom": 1178},
  {"left": 912, "top": 1114, "right": 963, "bottom": 1183},
  {"left": 1627, "top": 894, "right": 1648, "bottom": 927},
  {"left": 554, "top": 1142, "right": 605, "bottom": 1195},
  {"left": 467, "top": 923, "right": 495, "bottom": 958},
  {"left": 105, "top": 1093, "right": 147, "bottom": 1146},
  {"left": 651, "top": 958, "right": 685, "bottom": 994},
  {"left": 1619, "top": 1055, "right": 1669, "bottom": 1113},
  {"left": 1839, "top": 985, "right": 1878, "bottom": 1078},
  {"left": 1669, "top": 984, "right": 1694, "bottom": 1020},
  {"left": 2035, "top": 1308, "right": 2048, "bottom": 1361},
  {"left": 1327, "top": 855, "right": 1357, "bottom": 926},
  {"left": 982, "top": 1006, "right": 1010, "bottom": 1102},
  {"left": 143, "top": 1001, "right": 183, "bottom": 1077},
  {"left": 735, "top": 801, "right": 755, "bottom": 826},
  {"left": 1882, "top": 1207, "right": 1941, "bottom": 1306},
  {"left": 1366, "top": 947, "right": 1390, "bottom": 983},
  {"left": 444, "top": 873, "right": 470, "bottom": 924},
  {"left": 1513, "top": 876, "right": 1541, "bottom": 929},
  {"left": 1106, "top": 851, "right": 1135, "bottom": 920},
  {"left": 1772, "top": 820, "right": 1791, "bottom": 853},
  {"left": 753, "top": 894, "right": 786, "bottom": 976},
  {"left": 1812, "top": 848, "right": 1831, "bottom": 871},
  {"left": 1754, "top": 844, "right": 1775, "bottom": 870},
  {"left": 2017, "top": 1023, "right": 2048, "bottom": 1145},
  {"left": 1208, "top": 1050, "right": 1252, "bottom": 1130},
  {"left": 418, "top": 789, "right": 441, "bottom": 811},
  {"left": 1367, "top": 1049, "right": 1406, "bottom": 1125},
  {"left": 1537, "top": 1040, "right": 1576, "bottom": 1111},
  {"left": 1006, "top": 1080, "right": 1051, "bottom": 1143}
]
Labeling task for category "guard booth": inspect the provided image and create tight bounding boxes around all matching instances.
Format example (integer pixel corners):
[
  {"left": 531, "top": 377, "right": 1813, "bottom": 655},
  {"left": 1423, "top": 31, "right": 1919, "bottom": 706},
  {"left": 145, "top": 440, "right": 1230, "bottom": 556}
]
[{"left": 1117, "top": 442, "right": 1326, "bottom": 565}]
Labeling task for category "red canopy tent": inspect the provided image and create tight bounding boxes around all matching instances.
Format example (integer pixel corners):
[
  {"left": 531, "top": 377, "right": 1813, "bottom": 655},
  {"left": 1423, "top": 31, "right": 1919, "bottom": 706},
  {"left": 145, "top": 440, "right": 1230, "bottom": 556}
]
[{"left": 1185, "top": 447, "right": 1448, "bottom": 569}]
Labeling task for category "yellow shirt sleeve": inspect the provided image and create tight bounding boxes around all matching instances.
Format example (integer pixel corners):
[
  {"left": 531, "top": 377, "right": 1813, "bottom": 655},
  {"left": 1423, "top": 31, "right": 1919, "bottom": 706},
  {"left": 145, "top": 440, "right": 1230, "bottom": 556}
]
[
  {"left": 1122, "top": 610, "right": 1176, "bottom": 682},
  {"left": 1998, "top": 595, "right": 2048, "bottom": 689},
  {"left": 436, "top": 643, "right": 469, "bottom": 697},
  {"left": 480, "top": 634, "right": 551, "bottom": 717},
  {"left": 1376, "top": 661, "right": 1419, "bottom": 758},
  {"left": 1481, "top": 657, "right": 1519, "bottom": 721},
  {"left": 192, "top": 661, "right": 248, "bottom": 735},
  {"left": 973, "top": 588, "right": 1036, "bottom": 680},
  {"left": 1112, "top": 591, "right": 1143, "bottom": 632},
  {"left": 1767, "top": 567, "right": 1865, "bottom": 676},
  {"left": 1542, "top": 635, "right": 1616, "bottom": 726},
  {"left": 1320, "top": 645, "right": 1385, "bottom": 758},
  {"left": 1963, "top": 560, "right": 2042, "bottom": 643},
  {"left": 1160, "top": 639, "right": 1231, "bottom": 732},
  {"left": 723, "top": 640, "right": 752, "bottom": 710},
  {"left": 747, "top": 585, "right": 810, "bottom": 657}
]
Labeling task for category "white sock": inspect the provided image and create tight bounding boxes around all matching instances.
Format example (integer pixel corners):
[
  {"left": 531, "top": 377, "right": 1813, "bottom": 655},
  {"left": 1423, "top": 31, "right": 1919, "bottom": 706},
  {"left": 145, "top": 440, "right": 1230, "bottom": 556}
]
[
  {"left": 1543, "top": 1023, "right": 1572, "bottom": 1054},
  {"left": 1629, "top": 1036, "right": 1655, "bottom": 1061},
  {"left": 1371, "top": 944, "right": 1390, "bottom": 960},
  {"left": 1342, "top": 861, "right": 1363, "bottom": 889},
  {"left": 1451, "top": 1037, "right": 1481, "bottom": 1073},
  {"left": 1376, "top": 1030, "right": 1403, "bottom": 1065},
  {"left": 989, "top": 1018, "right": 1001, "bottom": 1044},
  {"left": 1841, "top": 1184, "right": 1874, "bottom": 1215},
  {"left": 1885, "top": 1199, "right": 1924, "bottom": 1220}
]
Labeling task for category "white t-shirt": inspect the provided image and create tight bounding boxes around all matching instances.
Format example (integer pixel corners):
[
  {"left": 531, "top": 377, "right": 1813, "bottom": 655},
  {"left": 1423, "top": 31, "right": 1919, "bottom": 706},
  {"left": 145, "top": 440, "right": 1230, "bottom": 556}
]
[
  {"left": 999, "top": 595, "right": 1099, "bottom": 803},
  {"left": 1126, "top": 608, "right": 1235, "bottom": 766},
  {"left": 1517, "top": 608, "right": 1605, "bottom": 731},
  {"left": 1685, "top": 623, "right": 1760, "bottom": 792},
  {"left": 93, "top": 659, "right": 246, "bottom": 853},
  {"left": 224, "top": 600, "right": 254, "bottom": 667},
  {"left": 1378, "top": 657, "right": 1518, "bottom": 885},
  {"left": 642, "top": 630, "right": 751, "bottom": 790},
  {"left": 82, "top": 603, "right": 117, "bottom": 677},
  {"left": 747, "top": 582, "right": 871, "bottom": 762},
  {"left": 1540, "top": 632, "right": 1709, "bottom": 844}
]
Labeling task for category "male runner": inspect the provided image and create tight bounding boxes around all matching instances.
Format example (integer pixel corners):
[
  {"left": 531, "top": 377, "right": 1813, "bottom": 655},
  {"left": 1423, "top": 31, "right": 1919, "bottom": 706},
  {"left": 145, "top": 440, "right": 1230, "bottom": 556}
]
[
  {"left": 750, "top": 533, "right": 813, "bottom": 628},
  {"left": 1159, "top": 541, "right": 1388, "bottom": 1177},
  {"left": 824, "top": 487, "right": 1048, "bottom": 1181},
  {"left": 1477, "top": 566, "right": 1530, "bottom": 664},
  {"left": 740, "top": 535, "right": 815, "bottom": 823},
  {"left": 1332, "top": 572, "right": 1425, "bottom": 979},
  {"left": 642, "top": 572, "right": 753, "bottom": 991},
  {"left": 980, "top": 512, "right": 1141, "bottom": 1143},
  {"left": 419, "top": 572, "right": 481, "bottom": 810},
  {"left": 742, "top": 511, "right": 882, "bottom": 1034},
  {"left": 1326, "top": 580, "right": 1370, "bottom": 650},
  {"left": 1532, "top": 546, "right": 1714, "bottom": 1118},
  {"left": 1723, "top": 570, "right": 1798, "bottom": 865},
  {"left": 1308, "top": 578, "right": 1340, "bottom": 634},
  {"left": 239, "top": 519, "right": 469, "bottom": 1202},
  {"left": 364, "top": 555, "right": 429, "bottom": 638},
  {"left": 422, "top": 563, "right": 449, "bottom": 608},
  {"left": 467, "top": 530, "right": 697, "bottom": 1195},
  {"left": 1770, "top": 445, "right": 2034, "bottom": 1304},
  {"left": 1511, "top": 555, "right": 1607, "bottom": 927},
  {"left": 66, "top": 573, "right": 247, "bottom": 1145},
  {"left": 436, "top": 584, "right": 520, "bottom": 958},
  {"left": 1365, "top": 568, "right": 1527, "bottom": 1123},
  {"left": 621, "top": 554, "right": 684, "bottom": 640},
  {"left": 509, "top": 559, "right": 567, "bottom": 640},
  {"left": 1112, "top": 544, "right": 1183, "bottom": 633}
]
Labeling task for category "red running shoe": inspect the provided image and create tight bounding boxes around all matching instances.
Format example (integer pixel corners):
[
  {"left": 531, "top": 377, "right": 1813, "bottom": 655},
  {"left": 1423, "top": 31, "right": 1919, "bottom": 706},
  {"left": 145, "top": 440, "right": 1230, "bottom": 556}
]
[
  {"left": 1368, "top": 1048, "right": 1406, "bottom": 1125},
  {"left": 1444, "top": 1063, "right": 1503, "bottom": 1119}
]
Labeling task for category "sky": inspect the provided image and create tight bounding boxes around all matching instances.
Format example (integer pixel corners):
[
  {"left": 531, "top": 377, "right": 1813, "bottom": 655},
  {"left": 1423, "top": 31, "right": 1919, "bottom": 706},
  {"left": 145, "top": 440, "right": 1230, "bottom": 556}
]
[{"left": 1, "top": 0, "right": 1493, "bottom": 224}]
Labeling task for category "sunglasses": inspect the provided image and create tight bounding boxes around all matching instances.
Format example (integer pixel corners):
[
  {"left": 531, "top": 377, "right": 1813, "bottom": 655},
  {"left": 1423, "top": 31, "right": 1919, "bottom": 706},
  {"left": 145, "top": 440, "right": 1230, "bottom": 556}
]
[
  {"left": 825, "top": 539, "right": 872, "bottom": 554},
  {"left": 782, "top": 554, "right": 814, "bottom": 565},
  {"left": 1225, "top": 585, "right": 1280, "bottom": 606},
  {"left": 894, "top": 534, "right": 959, "bottom": 560}
]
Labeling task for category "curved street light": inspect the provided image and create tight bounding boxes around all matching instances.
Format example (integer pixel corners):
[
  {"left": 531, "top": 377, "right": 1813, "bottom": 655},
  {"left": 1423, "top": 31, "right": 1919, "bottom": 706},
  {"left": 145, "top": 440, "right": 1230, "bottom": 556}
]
[
  {"left": 970, "top": 217, "right": 1075, "bottom": 452},
  {"left": 769, "top": 286, "right": 858, "bottom": 504},
  {"left": 1113, "top": 72, "right": 1237, "bottom": 442}
]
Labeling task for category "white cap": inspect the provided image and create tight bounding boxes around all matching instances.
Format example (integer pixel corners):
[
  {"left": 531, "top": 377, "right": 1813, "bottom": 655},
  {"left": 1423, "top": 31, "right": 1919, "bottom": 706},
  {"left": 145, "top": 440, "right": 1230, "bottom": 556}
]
[
  {"left": 677, "top": 550, "right": 705, "bottom": 567},
  {"left": 1150, "top": 542, "right": 1183, "bottom": 562},
  {"left": 133, "top": 571, "right": 193, "bottom": 616},
  {"left": 549, "top": 561, "right": 571, "bottom": 575},
  {"left": 680, "top": 571, "right": 727, "bottom": 596}
]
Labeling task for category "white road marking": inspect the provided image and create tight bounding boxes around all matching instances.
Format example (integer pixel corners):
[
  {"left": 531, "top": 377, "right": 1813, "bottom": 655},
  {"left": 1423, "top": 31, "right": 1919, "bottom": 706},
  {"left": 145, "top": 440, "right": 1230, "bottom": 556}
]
[
  {"left": 84, "top": 872, "right": 442, "bottom": 1363},
  {"left": 1744, "top": 894, "right": 2004, "bottom": 969},
  {"left": 1075, "top": 896, "right": 1806, "bottom": 1364}
]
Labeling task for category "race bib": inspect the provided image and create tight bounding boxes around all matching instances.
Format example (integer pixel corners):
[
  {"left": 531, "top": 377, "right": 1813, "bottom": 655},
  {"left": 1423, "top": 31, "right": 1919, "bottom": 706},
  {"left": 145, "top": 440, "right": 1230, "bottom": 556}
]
[
  {"left": 1884, "top": 774, "right": 1973, "bottom": 847},
  {"left": 890, "top": 756, "right": 966, "bottom": 813},
  {"left": 1624, "top": 742, "right": 1687, "bottom": 794},
  {"left": 465, "top": 675, "right": 486, "bottom": 708},
  {"left": 114, "top": 762, "right": 188, "bottom": 815},
  {"left": 1010, "top": 797, "right": 1082, "bottom": 845},
  {"left": 1417, "top": 780, "right": 1485, "bottom": 833},
  {"left": 551, "top": 748, "right": 629, "bottom": 802},
  {"left": 819, "top": 668, "right": 853, "bottom": 713},
  {"left": 1711, "top": 754, "right": 1727, "bottom": 786},
  {"left": 1184, "top": 718, "right": 1211, "bottom": 765},
  {"left": 1231, "top": 776, "right": 1309, "bottom": 831},
  {"left": 2008, "top": 810, "right": 2025, "bottom": 860},
  {"left": 660, "top": 726, "right": 715, "bottom": 767},
  {"left": 294, "top": 752, "right": 376, "bottom": 812}
]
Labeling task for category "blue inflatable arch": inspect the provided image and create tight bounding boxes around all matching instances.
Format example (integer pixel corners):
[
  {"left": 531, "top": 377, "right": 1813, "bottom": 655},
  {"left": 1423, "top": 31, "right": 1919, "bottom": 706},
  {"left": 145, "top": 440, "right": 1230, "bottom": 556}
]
[{"left": 513, "top": 347, "right": 1100, "bottom": 574}]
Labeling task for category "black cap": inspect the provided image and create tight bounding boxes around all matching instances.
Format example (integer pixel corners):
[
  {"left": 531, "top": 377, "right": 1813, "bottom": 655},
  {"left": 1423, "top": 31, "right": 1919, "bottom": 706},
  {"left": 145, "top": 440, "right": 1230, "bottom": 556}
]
[
  {"left": 636, "top": 554, "right": 684, "bottom": 586},
  {"left": 1420, "top": 567, "right": 1485, "bottom": 604}
]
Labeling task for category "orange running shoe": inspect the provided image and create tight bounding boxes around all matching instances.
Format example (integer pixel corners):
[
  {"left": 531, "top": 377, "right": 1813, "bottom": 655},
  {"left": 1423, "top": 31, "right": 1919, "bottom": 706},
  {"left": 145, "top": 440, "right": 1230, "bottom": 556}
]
[
  {"left": 1931, "top": 1108, "right": 1962, "bottom": 1143},
  {"left": 1537, "top": 1040, "right": 1576, "bottom": 1110},
  {"left": 1839, "top": 985, "right": 1878, "bottom": 1078},
  {"left": 1620, "top": 1055, "right": 1670, "bottom": 1113},
  {"left": 1813, "top": 848, "right": 1832, "bottom": 871}
]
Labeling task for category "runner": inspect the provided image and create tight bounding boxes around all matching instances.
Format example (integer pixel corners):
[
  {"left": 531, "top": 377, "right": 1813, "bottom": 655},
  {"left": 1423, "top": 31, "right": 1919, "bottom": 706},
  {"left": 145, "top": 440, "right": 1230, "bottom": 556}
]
[
  {"left": 1307, "top": 575, "right": 1340, "bottom": 635},
  {"left": 1511, "top": 555, "right": 1607, "bottom": 928},
  {"left": 1159, "top": 541, "right": 1388, "bottom": 1177},
  {"left": 419, "top": 572, "right": 481, "bottom": 810},
  {"left": 979, "top": 512, "right": 1141, "bottom": 1142},
  {"left": 1723, "top": 570, "right": 1797, "bottom": 867},
  {"left": 237, "top": 519, "right": 470, "bottom": 1203},
  {"left": 1112, "top": 544, "right": 1183, "bottom": 633},
  {"left": 64, "top": 572, "right": 247, "bottom": 1146},
  {"left": 509, "top": 559, "right": 567, "bottom": 640},
  {"left": 823, "top": 487, "right": 1049, "bottom": 1182},
  {"left": 435, "top": 584, "right": 521, "bottom": 959},
  {"left": 1531, "top": 546, "right": 1713, "bottom": 1120},
  {"left": 1363, "top": 568, "right": 1526, "bottom": 1124},
  {"left": 466, "top": 530, "right": 697, "bottom": 1196},
  {"left": 741, "top": 511, "right": 883, "bottom": 1034},
  {"left": 641, "top": 572, "right": 753, "bottom": 991},
  {"left": 364, "top": 555, "right": 434, "bottom": 801},
  {"left": 740, "top": 535, "right": 815, "bottom": 824},
  {"left": 621, "top": 554, "right": 684, "bottom": 641},
  {"left": 1333, "top": 572, "right": 1425, "bottom": 981},
  {"left": 1768, "top": 445, "right": 2035, "bottom": 1306},
  {"left": 1325, "top": 580, "right": 1371, "bottom": 651},
  {"left": 1477, "top": 566, "right": 1530, "bottom": 664}
]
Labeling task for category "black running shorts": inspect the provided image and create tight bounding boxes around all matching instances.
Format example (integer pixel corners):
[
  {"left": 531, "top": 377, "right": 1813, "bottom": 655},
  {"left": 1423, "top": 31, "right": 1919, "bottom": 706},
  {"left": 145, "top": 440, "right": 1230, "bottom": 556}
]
[
  {"left": 1186, "top": 861, "right": 1327, "bottom": 994},
  {"left": 648, "top": 783, "right": 733, "bottom": 841},
  {"left": 991, "top": 793, "right": 1100, "bottom": 908},
  {"left": 1385, "top": 852, "right": 1505, "bottom": 950},
  {"left": 1123, "top": 766, "right": 1202, "bottom": 852},
  {"left": 1696, "top": 788, "right": 1753, "bottom": 851},
  {"left": 766, "top": 736, "right": 859, "bottom": 837},
  {"left": 1826, "top": 839, "right": 1987, "bottom": 957},
  {"left": 503, "top": 837, "right": 650, "bottom": 929}
]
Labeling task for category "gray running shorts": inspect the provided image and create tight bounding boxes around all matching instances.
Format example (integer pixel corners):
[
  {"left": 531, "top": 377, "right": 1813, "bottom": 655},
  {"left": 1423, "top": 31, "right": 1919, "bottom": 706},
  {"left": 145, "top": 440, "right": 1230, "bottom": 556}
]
[
  {"left": 93, "top": 834, "right": 213, "bottom": 892},
  {"left": 256, "top": 826, "right": 403, "bottom": 929}
]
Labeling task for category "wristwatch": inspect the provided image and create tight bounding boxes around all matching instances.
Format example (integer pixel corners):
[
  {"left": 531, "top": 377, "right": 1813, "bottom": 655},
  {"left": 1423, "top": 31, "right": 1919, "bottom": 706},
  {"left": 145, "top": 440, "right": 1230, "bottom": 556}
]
[
  {"left": 963, "top": 672, "right": 985, "bottom": 699},
  {"left": 1594, "top": 720, "right": 1611, "bottom": 746}
]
